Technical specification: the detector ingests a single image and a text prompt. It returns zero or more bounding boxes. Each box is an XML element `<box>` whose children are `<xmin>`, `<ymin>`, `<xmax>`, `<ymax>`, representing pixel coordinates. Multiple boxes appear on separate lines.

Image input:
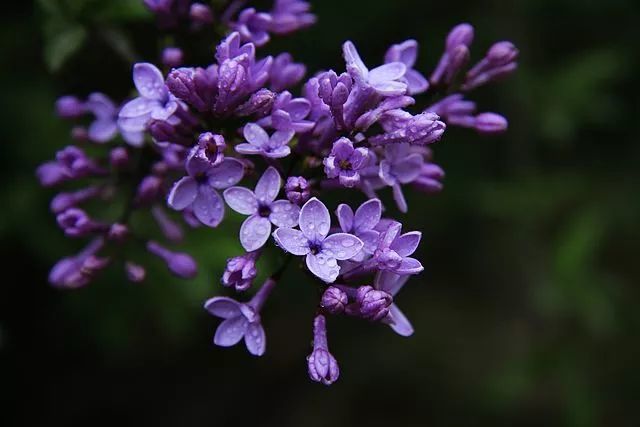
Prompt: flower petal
<box><xmin>299</xmin><ymin>197</ymin><xmax>331</xmax><ymax>240</ymax></box>
<box><xmin>204</xmin><ymin>296</ymin><xmax>242</xmax><ymax>319</ymax></box>
<box><xmin>240</xmin><ymin>215</ymin><xmax>271</xmax><ymax>251</ymax></box>
<box><xmin>322</xmin><ymin>233</ymin><xmax>363</xmax><ymax>260</ymax></box>
<box><xmin>223</xmin><ymin>187</ymin><xmax>258</xmax><ymax>215</ymax></box>
<box><xmin>353</xmin><ymin>199</ymin><xmax>382</xmax><ymax>232</ymax></box>
<box><xmin>358</xmin><ymin>229</ymin><xmax>380</xmax><ymax>254</ymax></box>
<box><xmin>264</xmin><ymin>145</ymin><xmax>291</xmax><ymax>158</ymax></box>
<box><xmin>133</xmin><ymin>63</ymin><xmax>167</xmax><ymax>101</ymax></box>
<box><xmin>395</xmin><ymin>257</ymin><xmax>424</xmax><ymax>275</ymax></box>
<box><xmin>118</xmin><ymin>97</ymin><xmax>155</xmax><ymax>118</ymax></box>
<box><xmin>286</xmin><ymin>98</ymin><xmax>311</xmax><ymax>120</ymax></box>
<box><xmin>88</xmin><ymin>119</ymin><xmax>117</xmax><ymax>143</ymax></box>
<box><xmin>235</xmin><ymin>143</ymin><xmax>264</xmax><ymax>155</ymax></box>
<box><xmin>255</xmin><ymin>166</ymin><xmax>281</xmax><ymax>203</ymax></box>
<box><xmin>306</xmin><ymin>253</ymin><xmax>340</xmax><ymax>283</ymax></box>
<box><xmin>244</xmin><ymin>322</ymin><xmax>266</xmax><ymax>356</ymax></box>
<box><xmin>343</xmin><ymin>41</ymin><xmax>369</xmax><ymax>79</ymax></box>
<box><xmin>374</xmin><ymin>270</ymin><xmax>409</xmax><ymax>295</ymax></box>
<box><xmin>369</xmin><ymin>62</ymin><xmax>407</xmax><ymax>85</ymax></box>
<box><xmin>214</xmin><ymin>316</ymin><xmax>248</xmax><ymax>347</ymax></box>
<box><xmin>193</xmin><ymin>186</ymin><xmax>224</xmax><ymax>227</ymax></box>
<box><xmin>393</xmin><ymin>153</ymin><xmax>424</xmax><ymax>184</ymax></box>
<box><xmin>269</xmin><ymin>200</ymin><xmax>300</xmax><ymax>228</ymax></box>
<box><xmin>269</xmin><ymin>129</ymin><xmax>295</xmax><ymax>148</ymax></box>
<box><xmin>387</xmin><ymin>304</ymin><xmax>414</xmax><ymax>337</ymax></box>
<box><xmin>207</xmin><ymin>158</ymin><xmax>245</xmax><ymax>189</ymax></box>
<box><xmin>371</xmin><ymin>80</ymin><xmax>407</xmax><ymax>96</ymax></box>
<box><xmin>335</xmin><ymin>204</ymin><xmax>354</xmax><ymax>233</ymax></box>
<box><xmin>167</xmin><ymin>176</ymin><xmax>198</xmax><ymax>210</ymax></box>
<box><xmin>273</xmin><ymin>228</ymin><xmax>309</xmax><ymax>255</ymax></box>
<box><xmin>86</xmin><ymin>93</ymin><xmax>116</xmax><ymax>118</ymax></box>
<box><xmin>405</xmin><ymin>69</ymin><xmax>429</xmax><ymax>95</ymax></box>
<box><xmin>390</xmin><ymin>231</ymin><xmax>421</xmax><ymax>257</ymax></box>
<box><xmin>243</xmin><ymin>123</ymin><xmax>269</xmax><ymax>147</ymax></box>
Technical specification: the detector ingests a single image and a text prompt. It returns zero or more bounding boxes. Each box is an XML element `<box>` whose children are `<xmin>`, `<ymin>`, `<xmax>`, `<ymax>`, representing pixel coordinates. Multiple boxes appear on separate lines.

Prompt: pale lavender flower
<box><xmin>273</xmin><ymin>197</ymin><xmax>363</xmax><ymax>283</ymax></box>
<box><xmin>320</xmin><ymin>286</ymin><xmax>348</xmax><ymax>315</ymax></box>
<box><xmin>235</xmin><ymin>123</ymin><xmax>294</xmax><ymax>158</ymax></box>
<box><xmin>370</xmin><ymin>221</ymin><xmax>423</xmax><ymax>275</ymax></box>
<box><xmin>57</xmin><ymin>208</ymin><xmax>104</xmax><ymax>237</ymax></box>
<box><xmin>167</xmin><ymin>148</ymin><xmax>244</xmax><ymax>227</ymax></box>
<box><xmin>412</xmin><ymin>162</ymin><xmax>445</xmax><ymax>194</ymax></box>
<box><xmin>343</xmin><ymin>41</ymin><xmax>407</xmax><ymax>96</ymax></box>
<box><xmin>375</xmin><ymin>270</ymin><xmax>414</xmax><ymax>337</ymax></box>
<box><xmin>50</xmin><ymin>186</ymin><xmax>102</xmax><ymax>214</ymax></box>
<box><xmin>323</xmin><ymin>138</ymin><xmax>369</xmax><ymax>188</ymax></box>
<box><xmin>307</xmin><ymin>314</ymin><xmax>339</xmax><ymax>385</ymax></box>
<box><xmin>224</xmin><ymin>167</ymin><xmax>300</xmax><ymax>251</ymax></box>
<box><xmin>118</xmin><ymin>63</ymin><xmax>179</xmax><ymax>135</ymax></box>
<box><xmin>85</xmin><ymin>93</ymin><xmax>143</xmax><ymax>145</ymax></box>
<box><xmin>426</xmin><ymin>94</ymin><xmax>508</xmax><ymax>134</ymax></box>
<box><xmin>151</xmin><ymin>205</ymin><xmax>184</xmax><ymax>242</ymax></box>
<box><xmin>336</xmin><ymin>198</ymin><xmax>381</xmax><ymax>259</ymax></box>
<box><xmin>270</xmin><ymin>53</ymin><xmax>306</xmax><ymax>92</ymax></box>
<box><xmin>233</xmin><ymin>8</ymin><xmax>272</xmax><ymax>47</ymax></box>
<box><xmin>191</xmin><ymin>132</ymin><xmax>226</xmax><ymax>167</ymax></box>
<box><xmin>146</xmin><ymin>240</ymin><xmax>197</xmax><ymax>278</ymax></box>
<box><xmin>258</xmin><ymin>91</ymin><xmax>314</xmax><ymax>133</ymax></box>
<box><xmin>474</xmin><ymin>112</ymin><xmax>508</xmax><ymax>134</ymax></box>
<box><xmin>384</xmin><ymin>40</ymin><xmax>429</xmax><ymax>95</ymax></box>
<box><xmin>222</xmin><ymin>251</ymin><xmax>260</xmax><ymax>291</ymax></box>
<box><xmin>204</xmin><ymin>278</ymin><xmax>277</xmax><ymax>356</ymax></box>
<box><xmin>284</xmin><ymin>176</ymin><xmax>311</xmax><ymax>206</ymax></box>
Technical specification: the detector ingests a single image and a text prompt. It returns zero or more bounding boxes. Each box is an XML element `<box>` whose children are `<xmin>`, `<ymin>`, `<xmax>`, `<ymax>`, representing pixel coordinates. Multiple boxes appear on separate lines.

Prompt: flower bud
<box><xmin>474</xmin><ymin>112</ymin><xmax>508</xmax><ymax>134</ymax></box>
<box><xmin>285</xmin><ymin>176</ymin><xmax>311</xmax><ymax>205</ymax></box>
<box><xmin>348</xmin><ymin>285</ymin><xmax>392</xmax><ymax>321</ymax></box>
<box><xmin>135</xmin><ymin>175</ymin><xmax>163</xmax><ymax>205</ymax></box>
<box><xmin>108</xmin><ymin>223</ymin><xmax>129</xmax><ymax>242</ymax></box>
<box><xmin>162</xmin><ymin>47</ymin><xmax>184</xmax><ymax>68</ymax></box>
<box><xmin>446</xmin><ymin>23</ymin><xmax>474</xmax><ymax>52</ymax></box>
<box><xmin>307</xmin><ymin>315</ymin><xmax>339</xmax><ymax>385</ymax></box>
<box><xmin>147</xmin><ymin>241</ymin><xmax>197</xmax><ymax>279</ymax></box>
<box><xmin>320</xmin><ymin>286</ymin><xmax>348</xmax><ymax>314</ymax></box>
<box><xmin>55</xmin><ymin>96</ymin><xmax>86</xmax><ymax>119</ymax></box>
<box><xmin>56</xmin><ymin>208</ymin><xmax>99</xmax><ymax>237</ymax></box>
<box><xmin>222</xmin><ymin>252</ymin><xmax>259</xmax><ymax>291</ymax></box>
<box><xmin>189</xmin><ymin>3</ymin><xmax>214</xmax><ymax>25</ymax></box>
<box><xmin>109</xmin><ymin>147</ymin><xmax>130</xmax><ymax>169</ymax></box>
<box><xmin>125</xmin><ymin>262</ymin><xmax>146</xmax><ymax>283</ymax></box>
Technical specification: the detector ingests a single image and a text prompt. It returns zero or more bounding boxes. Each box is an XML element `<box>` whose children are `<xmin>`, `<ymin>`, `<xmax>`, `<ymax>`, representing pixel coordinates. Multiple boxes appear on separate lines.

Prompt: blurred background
<box><xmin>2</xmin><ymin>0</ymin><xmax>639</xmax><ymax>425</ymax></box>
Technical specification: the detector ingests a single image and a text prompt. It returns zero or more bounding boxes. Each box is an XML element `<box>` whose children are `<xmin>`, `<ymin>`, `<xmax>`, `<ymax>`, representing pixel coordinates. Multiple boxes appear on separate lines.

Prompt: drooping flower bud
<box><xmin>146</xmin><ymin>240</ymin><xmax>197</xmax><ymax>279</ymax></box>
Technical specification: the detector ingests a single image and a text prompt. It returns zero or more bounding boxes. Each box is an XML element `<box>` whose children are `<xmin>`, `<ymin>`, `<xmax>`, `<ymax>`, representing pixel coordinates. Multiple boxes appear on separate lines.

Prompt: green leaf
<box><xmin>44</xmin><ymin>24</ymin><xmax>87</xmax><ymax>72</ymax></box>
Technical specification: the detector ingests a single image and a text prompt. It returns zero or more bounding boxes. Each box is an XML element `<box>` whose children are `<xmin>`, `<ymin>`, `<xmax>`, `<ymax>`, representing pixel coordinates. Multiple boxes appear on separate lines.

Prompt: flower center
<box><xmin>339</xmin><ymin>159</ymin><xmax>352</xmax><ymax>170</ymax></box>
<box><xmin>309</xmin><ymin>241</ymin><xmax>322</xmax><ymax>255</ymax></box>
<box><xmin>258</xmin><ymin>204</ymin><xmax>271</xmax><ymax>217</ymax></box>
<box><xmin>195</xmin><ymin>172</ymin><xmax>208</xmax><ymax>184</ymax></box>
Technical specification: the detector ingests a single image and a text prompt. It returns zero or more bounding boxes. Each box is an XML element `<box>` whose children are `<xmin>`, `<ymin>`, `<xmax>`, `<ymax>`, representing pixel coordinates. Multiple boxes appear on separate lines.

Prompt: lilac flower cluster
<box><xmin>38</xmin><ymin>0</ymin><xmax>518</xmax><ymax>385</ymax></box>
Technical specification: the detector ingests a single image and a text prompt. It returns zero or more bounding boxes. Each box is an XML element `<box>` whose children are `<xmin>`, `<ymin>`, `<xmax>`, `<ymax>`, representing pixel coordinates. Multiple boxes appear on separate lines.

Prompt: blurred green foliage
<box><xmin>2</xmin><ymin>0</ymin><xmax>640</xmax><ymax>426</ymax></box>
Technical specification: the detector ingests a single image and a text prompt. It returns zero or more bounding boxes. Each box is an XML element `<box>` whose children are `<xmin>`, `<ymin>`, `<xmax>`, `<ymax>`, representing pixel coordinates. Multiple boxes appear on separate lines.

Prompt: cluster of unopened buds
<box><xmin>37</xmin><ymin>0</ymin><xmax>518</xmax><ymax>385</ymax></box>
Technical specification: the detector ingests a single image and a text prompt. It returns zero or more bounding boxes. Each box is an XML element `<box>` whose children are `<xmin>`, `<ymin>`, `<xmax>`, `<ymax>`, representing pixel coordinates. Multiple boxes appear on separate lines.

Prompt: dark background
<box><xmin>2</xmin><ymin>0</ymin><xmax>640</xmax><ymax>426</ymax></box>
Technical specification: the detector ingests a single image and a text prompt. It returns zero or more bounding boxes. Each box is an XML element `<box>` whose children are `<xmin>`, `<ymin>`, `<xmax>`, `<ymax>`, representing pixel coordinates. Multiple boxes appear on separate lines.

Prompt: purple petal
<box><xmin>322</xmin><ymin>233</ymin><xmax>363</xmax><ymax>260</ymax></box>
<box><xmin>375</xmin><ymin>270</ymin><xmax>409</xmax><ymax>295</ymax></box>
<box><xmin>353</xmin><ymin>199</ymin><xmax>382</xmax><ymax>232</ymax></box>
<box><xmin>255</xmin><ymin>166</ymin><xmax>281</xmax><ymax>203</ymax></box>
<box><xmin>269</xmin><ymin>200</ymin><xmax>300</xmax><ymax>228</ymax></box>
<box><xmin>118</xmin><ymin>97</ymin><xmax>155</xmax><ymax>119</ymax></box>
<box><xmin>306</xmin><ymin>253</ymin><xmax>340</xmax><ymax>283</ymax></box>
<box><xmin>273</xmin><ymin>228</ymin><xmax>309</xmax><ymax>255</ymax></box>
<box><xmin>235</xmin><ymin>143</ymin><xmax>264</xmax><ymax>155</ymax></box>
<box><xmin>405</xmin><ymin>69</ymin><xmax>429</xmax><ymax>95</ymax></box>
<box><xmin>390</xmin><ymin>231</ymin><xmax>421</xmax><ymax>257</ymax></box>
<box><xmin>193</xmin><ymin>186</ymin><xmax>224</xmax><ymax>227</ymax></box>
<box><xmin>392</xmin><ymin>183</ymin><xmax>408</xmax><ymax>213</ymax></box>
<box><xmin>167</xmin><ymin>176</ymin><xmax>198</xmax><ymax>210</ymax></box>
<box><xmin>214</xmin><ymin>316</ymin><xmax>248</xmax><ymax>347</ymax></box>
<box><xmin>240</xmin><ymin>215</ymin><xmax>271</xmax><ymax>251</ymax></box>
<box><xmin>117</xmin><ymin>114</ymin><xmax>149</xmax><ymax>133</ymax></box>
<box><xmin>88</xmin><ymin>119</ymin><xmax>117</xmax><ymax>143</ymax></box>
<box><xmin>343</xmin><ymin>41</ymin><xmax>369</xmax><ymax>78</ymax></box>
<box><xmin>207</xmin><ymin>158</ymin><xmax>244</xmax><ymax>189</ymax></box>
<box><xmin>368</xmin><ymin>62</ymin><xmax>407</xmax><ymax>85</ymax></box>
<box><xmin>86</xmin><ymin>93</ymin><xmax>116</xmax><ymax>118</ymax></box>
<box><xmin>394</xmin><ymin>153</ymin><xmax>424</xmax><ymax>183</ymax></box>
<box><xmin>335</xmin><ymin>204</ymin><xmax>354</xmax><ymax>233</ymax></box>
<box><xmin>387</xmin><ymin>304</ymin><xmax>414</xmax><ymax>337</ymax></box>
<box><xmin>204</xmin><ymin>297</ymin><xmax>242</xmax><ymax>319</ymax></box>
<box><xmin>371</xmin><ymin>80</ymin><xmax>407</xmax><ymax>96</ymax></box>
<box><xmin>223</xmin><ymin>187</ymin><xmax>258</xmax><ymax>215</ymax></box>
<box><xmin>244</xmin><ymin>322</ymin><xmax>266</xmax><ymax>356</ymax></box>
<box><xmin>269</xmin><ymin>129</ymin><xmax>295</xmax><ymax>148</ymax></box>
<box><xmin>358</xmin><ymin>229</ymin><xmax>380</xmax><ymax>254</ymax></box>
<box><xmin>299</xmin><ymin>197</ymin><xmax>330</xmax><ymax>241</ymax></box>
<box><xmin>395</xmin><ymin>257</ymin><xmax>424</xmax><ymax>275</ymax></box>
<box><xmin>243</xmin><ymin>123</ymin><xmax>269</xmax><ymax>147</ymax></box>
<box><xmin>286</xmin><ymin>98</ymin><xmax>311</xmax><ymax>120</ymax></box>
<box><xmin>133</xmin><ymin>63</ymin><xmax>167</xmax><ymax>101</ymax></box>
<box><xmin>264</xmin><ymin>145</ymin><xmax>291</xmax><ymax>158</ymax></box>
<box><xmin>121</xmin><ymin>129</ymin><xmax>144</xmax><ymax>146</ymax></box>
<box><xmin>150</xmin><ymin>101</ymin><xmax>178</xmax><ymax>121</ymax></box>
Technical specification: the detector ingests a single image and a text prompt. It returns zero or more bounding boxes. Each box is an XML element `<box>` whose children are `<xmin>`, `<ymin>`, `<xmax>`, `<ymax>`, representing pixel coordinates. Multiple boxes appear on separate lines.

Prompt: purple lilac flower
<box><xmin>427</xmin><ymin>94</ymin><xmax>508</xmax><ymax>134</ymax></box>
<box><xmin>370</xmin><ymin>221</ymin><xmax>423</xmax><ymax>275</ymax></box>
<box><xmin>270</xmin><ymin>53</ymin><xmax>306</xmax><ymax>92</ymax></box>
<box><xmin>430</xmin><ymin>23</ymin><xmax>474</xmax><ymax>86</ymax></box>
<box><xmin>257</xmin><ymin>91</ymin><xmax>314</xmax><ymax>133</ymax></box>
<box><xmin>323</xmin><ymin>138</ymin><xmax>369</xmax><ymax>188</ymax></box>
<box><xmin>233</xmin><ymin>8</ymin><xmax>272</xmax><ymax>46</ymax></box>
<box><xmin>284</xmin><ymin>176</ymin><xmax>311</xmax><ymax>206</ymax></box>
<box><xmin>189</xmin><ymin>3</ymin><xmax>214</xmax><ymax>25</ymax></box>
<box><xmin>118</xmin><ymin>63</ymin><xmax>179</xmax><ymax>135</ymax></box>
<box><xmin>125</xmin><ymin>262</ymin><xmax>146</xmax><ymax>283</ymax></box>
<box><xmin>85</xmin><ymin>93</ymin><xmax>143</xmax><ymax>145</ymax></box>
<box><xmin>222</xmin><ymin>251</ymin><xmax>260</xmax><ymax>291</ymax></box>
<box><xmin>375</xmin><ymin>270</ymin><xmax>414</xmax><ymax>337</ymax></box>
<box><xmin>273</xmin><ymin>197</ymin><xmax>363</xmax><ymax>283</ymax></box>
<box><xmin>370</xmin><ymin>110</ymin><xmax>446</xmax><ymax>146</ymax></box>
<box><xmin>144</xmin><ymin>0</ymin><xmax>190</xmax><ymax>29</ymax></box>
<box><xmin>336</xmin><ymin>198</ymin><xmax>381</xmax><ymax>260</ymax></box>
<box><xmin>269</xmin><ymin>0</ymin><xmax>316</xmax><ymax>35</ymax></box>
<box><xmin>56</xmin><ymin>208</ymin><xmax>106</xmax><ymax>237</ymax></box>
<box><xmin>48</xmin><ymin>238</ymin><xmax>105</xmax><ymax>288</ymax></box>
<box><xmin>378</xmin><ymin>143</ymin><xmax>425</xmax><ymax>213</ymax></box>
<box><xmin>167</xmin><ymin>148</ymin><xmax>244</xmax><ymax>227</ymax></box>
<box><xmin>463</xmin><ymin>41</ymin><xmax>519</xmax><ymax>91</ymax></box>
<box><xmin>413</xmin><ymin>162</ymin><xmax>445</xmax><ymax>194</ymax></box>
<box><xmin>192</xmin><ymin>132</ymin><xmax>226</xmax><ymax>167</ymax></box>
<box><xmin>235</xmin><ymin>123</ymin><xmax>294</xmax><ymax>158</ymax></box>
<box><xmin>204</xmin><ymin>278</ymin><xmax>277</xmax><ymax>356</ymax></box>
<box><xmin>343</xmin><ymin>41</ymin><xmax>407</xmax><ymax>96</ymax></box>
<box><xmin>36</xmin><ymin>146</ymin><xmax>102</xmax><ymax>187</ymax></box>
<box><xmin>224</xmin><ymin>167</ymin><xmax>300</xmax><ymax>251</ymax></box>
<box><xmin>50</xmin><ymin>186</ymin><xmax>102</xmax><ymax>214</ymax></box>
<box><xmin>384</xmin><ymin>40</ymin><xmax>429</xmax><ymax>95</ymax></box>
<box><xmin>307</xmin><ymin>314</ymin><xmax>339</xmax><ymax>385</ymax></box>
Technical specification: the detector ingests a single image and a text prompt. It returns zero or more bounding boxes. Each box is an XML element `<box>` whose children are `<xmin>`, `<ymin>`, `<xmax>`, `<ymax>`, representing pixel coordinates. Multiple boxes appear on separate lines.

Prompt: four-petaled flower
<box><xmin>371</xmin><ymin>221</ymin><xmax>423</xmax><ymax>275</ymax></box>
<box><xmin>167</xmin><ymin>148</ymin><xmax>244</xmax><ymax>227</ymax></box>
<box><xmin>235</xmin><ymin>123</ymin><xmax>294</xmax><ymax>158</ymax></box>
<box><xmin>224</xmin><ymin>166</ymin><xmax>300</xmax><ymax>251</ymax></box>
<box><xmin>343</xmin><ymin>41</ymin><xmax>407</xmax><ymax>96</ymax></box>
<box><xmin>323</xmin><ymin>138</ymin><xmax>369</xmax><ymax>188</ymax></box>
<box><xmin>273</xmin><ymin>197</ymin><xmax>363</xmax><ymax>283</ymax></box>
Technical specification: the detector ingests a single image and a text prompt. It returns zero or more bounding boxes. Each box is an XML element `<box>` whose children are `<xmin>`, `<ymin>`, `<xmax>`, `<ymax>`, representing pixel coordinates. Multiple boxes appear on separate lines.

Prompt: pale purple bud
<box><xmin>49</xmin><ymin>238</ymin><xmax>104</xmax><ymax>288</ymax></box>
<box><xmin>50</xmin><ymin>186</ymin><xmax>101</xmax><ymax>213</ymax></box>
<box><xmin>109</xmin><ymin>147</ymin><xmax>130</xmax><ymax>168</ymax></box>
<box><xmin>55</xmin><ymin>96</ymin><xmax>86</xmax><ymax>119</ymax></box>
<box><xmin>347</xmin><ymin>285</ymin><xmax>392</xmax><ymax>322</ymax></box>
<box><xmin>151</xmin><ymin>206</ymin><xmax>183</xmax><ymax>242</ymax></box>
<box><xmin>147</xmin><ymin>240</ymin><xmax>198</xmax><ymax>279</ymax></box>
<box><xmin>162</xmin><ymin>47</ymin><xmax>184</xmax><ymax>68</ymax></box>
<box><xmin>235</xmin><ymin>89</ymin><xmax>275</xmax><ymax>116</ymax></box>
<box><xmin>320</xmin><ymin>286</ymin><xmax>348</xmax><ymax>315</ymax></box>
<box><xmin>107</xmin><ymin>223</ymin><xmax>129</xmax><ymax>242</ymax></box>
<box><xmin>474</xmin><ymin>112</ymin><xmax>508</xmax><ymax>134</ymax></box>
<box><xmin>222</xmin><ymin>251</ymin><xmax>259</xmax><ymax>292</ymax></box>
<box><xmin>487</xmin><ymin>41</ymin><xmax>519</xmax><ymax>65</ymax></box>
<box><xmin>284</xmin><ymin>176</ymin><xmax>311</xmax><ymax>205</ymax></box>
<box><xmin>56</xmin><ymin>208</ymin><xmax>102</xmax><ymax>237</ymax></box>
<box><xmin>446</xmin><ymin>23</ymin><xmax>474</xmax><ymax>52</ymax></box>
<box><xmin>125</xmin><ymin>262</ymin><xmax>146</xmax><ymax>283</ymax></box>
<box><xmin>189</xmin><ymin>3</ymin><xmax>214</xmax><ymax>24</ymax></box>
<box><xmin>135</xmin><ymin>175</ymin><xmax>163</xmax><ymax>205</ymax></box>
<box><xmin>307</xmin><ymin>315</ymin><xmax>339</xmax><ymax>385</ymax></box>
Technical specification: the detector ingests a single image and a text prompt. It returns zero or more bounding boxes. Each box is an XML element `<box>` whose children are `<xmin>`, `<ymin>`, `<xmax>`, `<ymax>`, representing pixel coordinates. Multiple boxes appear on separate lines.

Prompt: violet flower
<box><xmin>233</xmin><ymin>8</ymin><xmax>272</xmax><ymax>47</ymax></box>
<box><xmin>167</xmin><ymin>148</ymin><xmax>244</xmax><ymax>227</ymax></box>
<box><xmin>463</xmin><ymin>41</ymin><xmax>519</xmax><ymax>91</ymax></box>
<box><xmin>323</xmin><ymin>138</ymin><xmax>369</xmax><ymax>188</ymax></box>
<box><xmin>370</xmin><ymin>221</ymin><xmax>423</xmax><ymax>275</ymax></box>
<box><xmin>224</xmin><ymin>167</ymin><xmax>300</xmax><ymax>251</ymax></box>
<box><xmin>345</xmin><ymin>285</ymin><xmax>392</xmax><ymax>321</ymax></box>
<box><xmin>273</xmin><ymin>197</ymin><xmax>363</xmax><ymax>283</ymax></box>
<box><xmin>343</xmin><ymin>41</ymin><xmax>407</xmax><ymax>96</ymax></box>
<box><xmin>204</xmin><ymin>278</ymin><xmax>277</xmax><ymax>356</ymax></box>
<box><xmin>85</xmin><ymin>93</ymin><xmax>143</xmax><ymax>145</ymax></box>
<box><xmin>270</xmin><ymin>53</ymin><xmax>306</xmax><ymax>92</ymax></box>
<box><xmin>320</xmin><ymin>286</ymin><xmax>348</xmax><ymax>315</ymax></box>
<box><xmin>235</xmin><ymin>123</ymin><xmax>294</xmax><ymax>158</ymax></box>
<box><xmin>375</xmin><ymin>270</ymin><xmax>414</xmax><ymax>337</ymax></box>
<box><xmin>147</xmin><ymin>240</ymin><xmax>197</xmax><ymax>278</ymax></box>
<box><xmin>335</xmin><ymin>198</ymin><xmax>382</xmax><ymax>259</ymax></box>
<box><xmin>222</xmin><ymin>251</ymin><xmax>260</xmax><ymax>291</ymax></box>
<box><xmin>384</xmin><ymin>39</ymin><xmax>429</xmax><ymax>95</ymax></box>
<box><xmin>269</xmin><ymin>0</ymin><xmax>316</xmax><ymax>35</ymax></box>
<box><xmin>378</xmin><ymin>143</ymin><xmax>425</xmax><ymax>213</ymax></box>
<box><xmin>258</xmin><ymin>91</ymin><xmax>314</xmax><ymax>133</ymax></box>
